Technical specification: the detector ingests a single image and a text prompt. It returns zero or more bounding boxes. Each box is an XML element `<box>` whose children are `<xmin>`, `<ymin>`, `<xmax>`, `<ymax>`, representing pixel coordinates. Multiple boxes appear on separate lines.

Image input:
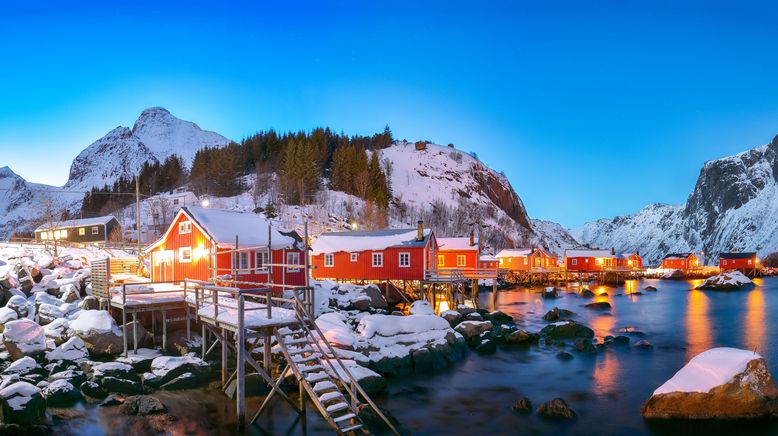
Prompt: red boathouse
<box><xmin>661</xmin><ymin>253</ymin><xmax>699</xmax><ymax>271</ymax></box>
<box><xmin>564</xmin><ymin>249</ymin><xmax>617</xmax><ymax>272</ymax></box>
<box><xmin>437</xmin><ymin>232</ymin><xmax>480</xmax><ymax>271</ymax></box>
<box><xmin>145</xmin><ymin>206</ymin><xmax>306</xmax><ymax>289</ymax></box>
<box><xmin>719</xmin><ymin>252</ymin><xmax>759</xmax><ymax>272</ymax></box>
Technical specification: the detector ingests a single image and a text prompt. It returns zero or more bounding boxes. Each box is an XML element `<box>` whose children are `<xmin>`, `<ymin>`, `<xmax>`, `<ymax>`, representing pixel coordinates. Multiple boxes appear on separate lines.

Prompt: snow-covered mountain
<box><xmin>573</xmin><ymin>135</ymin><xmax>778</xmax><ymax>265</ymax></box>
<box><xmin>0</xmin><ymin>108</ymin><xmax>579</xmax><ymax>252</ymax></box>
<box><xmin>65</xmin><ymin>107</ymin><xmax>231</xmax><ymax>191</ymax></box>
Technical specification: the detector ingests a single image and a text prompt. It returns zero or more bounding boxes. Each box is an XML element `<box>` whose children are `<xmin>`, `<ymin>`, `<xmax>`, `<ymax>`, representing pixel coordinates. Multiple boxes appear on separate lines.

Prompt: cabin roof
<box><xmin>480</xmin><ymin>255</ymin><xmax>497</xmax><ymax>262</ymax></box>
<box><xmin>565</xmin><ymin>249</ymin><xmax>614</xmax><ymax>258</ymax></box>
<box><xmin>35</xmin><ymin>215</ymin><xmax>117</xmax><ymax>232</ymax></box>
<box><xmin>719</xmin><ymin>252</ymin><xmax>757</xmax><ymax>259</ymax></box>
<box><xmin>437</xmin><ymin>237</ymin><xmax>478</xmax><ymax>251</ymax></box>
<box><xmin>495</xmin><ymin>248</ymin><xmax>533</xmax><ymax>257</ymax></box>
<box><xmin>311</xmin><ymin>228</ymin><xmax>432</xmax><ymax>255</ymax></box>
<box><xmin>662</xmin><ymin>252</ymin><xmax>695</xmax><ymax>260</ymax></box>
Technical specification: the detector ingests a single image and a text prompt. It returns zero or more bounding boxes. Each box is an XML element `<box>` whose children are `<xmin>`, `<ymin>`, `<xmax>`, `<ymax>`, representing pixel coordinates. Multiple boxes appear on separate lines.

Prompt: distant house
<box><xmin>661</xmin><ymin>253</ymin><xmax>699</xmax><ymax>270</ymax></box>
<box><xmin>618</xmin><ymin>252</ymin><xmax>643</xmax><ymax>270</ymax></box>
<box><xmin>496</xmin><ymin>247</ymin><xmax>558</xmax><ymax>271</ymax></box>
<box><xmin>35</xmin><ymin>216</ymin><xmax>121</xmax><ymax>243</ymax></box>
<box><xmin>437</xmin><ymin>232</ymin><xmax>479</xmax><ymax>271</ymax></box>
<box><xmin>479</xmin><ymin>255</ymin><xmax>499</xmax><ymax>270</ymax></box>
<box><xmin>719</xmin><ymin>252</ymin><xmax>759</xmax><ymax>271</ymax></box>
<box><xmin>310</xmin><ymin>222</ymin><xmax>436</xmax><ymax>282</ymax></box>
<box><xmin>564</xmin><ymin>248</ymin><xmax>616</xmax><ymax>272</ymax></box>
<box><xmin>145</xmin><ymin>206</ymin><xmax>305</xmax><ymax>288</ymax></box>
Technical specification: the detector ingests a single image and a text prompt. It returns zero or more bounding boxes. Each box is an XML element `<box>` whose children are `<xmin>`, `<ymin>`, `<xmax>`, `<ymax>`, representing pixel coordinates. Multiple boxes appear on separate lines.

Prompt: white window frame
<box><xmin>571</xmin><ymin>259</ymin><xmax>578</xmax><ymax>266</ymax></box>
<box><xmin>372</xmin><ymin>252</ymin><xmax>383</xmax><ymax>268</ymax></box>
<box><xmin>748</xmin><ymin>259</ymin><xmax>753</xmax><ymax>265</ymax></box>
<box><xmin>399</xmin><ymin>252</ymin><xmax>410</xmax><ymax>268</ymax></box>
<box><xmin>456</xmin><ymin>255</ymin><xmax>466</xmax><ymax>267</ymax></box>
<box><xmin>232</xmin><ymin>251</ymin><xmax>250</xmax><ymax>273</ymax></box>
<box><xmin>324</xmin><ymin>253</ymin><xmax>335</xmax><ymax>267</ymax></box>
<box><xmin>179</xmin><ymin>220</ymin><xmax>192</xmax><ymax>234</ymax></box>
<box><xmin>179</xmin><ymin>246</ymin><xmax>193</xmax><ymax>263</ymax></box>
<box><xmin>438</xmin><ymin>254</ymin><xmax>445</xmax><ymax>266</ymax></box>
<box><xmin>350</xmin><ymin>253</ymin><xmax>358</xmax><ymax>262</ymax></box>
<box><xmin>91</xmin><ymin>226</ymin><xmax>98</xmax><ymax>235</ymax></box>
<box><xmin>255</xmin><ymin>251</ymin><xmax>269</xmax><ymax>273</ymax></box>
<box><xmin>79</xmin><ymin>227</ymin><xmax>85</xmax><ymax>236</ymax></box>
<box><xmin>287</xmin><ymin>252</ymin><xmax>301</xmax><ymax>272</ymax></box>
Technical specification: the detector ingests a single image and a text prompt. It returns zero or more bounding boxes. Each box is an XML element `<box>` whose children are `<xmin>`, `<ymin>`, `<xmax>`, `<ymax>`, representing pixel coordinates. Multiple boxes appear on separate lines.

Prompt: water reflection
<box><xmin>685</xmin><ymin>289</ymin><xmax>712</xmax><ymax>359</ymax></box>
<box><xmin>593</xmin><ymin>350</ymin><xmax>620</xmax><ymax>396</ymax></box>
<box><xmin>745</xmin><ymin>288</ymin><xmax>766</xmax><ymax>354</ymax></box>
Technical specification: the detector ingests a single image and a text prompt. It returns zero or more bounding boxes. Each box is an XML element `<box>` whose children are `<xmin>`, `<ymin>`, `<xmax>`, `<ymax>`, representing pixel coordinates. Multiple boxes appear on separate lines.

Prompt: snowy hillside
<box><xmin>573</xmin><ymin>136</ymin><xmax>778</xmax><ymax>264</ymax></box>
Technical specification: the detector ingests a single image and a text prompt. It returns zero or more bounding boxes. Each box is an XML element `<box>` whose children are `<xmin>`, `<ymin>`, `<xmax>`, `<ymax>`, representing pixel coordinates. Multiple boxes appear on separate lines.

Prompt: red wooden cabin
<box><xmin>617</xmin><ymin>252</ymin><xmax>643</xmax><ymax>270</ymax></box>
<box><xmin>496</xmin><ymin>247</ymin><xmax>558</xmax><ymax>271</ymax></box>
<box><xmin>661</xmin><ymin>253</ymin><xmax>699</xmax><ymax>270</ymax></box>
<box><xmin>145</xmin><ymin>207</ymin><xmax>306</xmax><ymax>289</ymax></box>
<box><xmin>719</xmin><ymin>252</ymin><xmax>759</xmax><ymax>271</ymax></box>
<box><xmin>564</xmin><ymin>249</ymin><xmax>616</xmax><ymax>272</ymax></box>
<box><xmin>437</xmin><ymin>232</ymin><xmax>479</xmax><ymax>271</ymax></box>
<box><xmin>479</xmin><ymin>255</ymin><xmax>498</xmax><ymax>270</ymax></box>
<box><xmin>310</xmin><ymin>222</ymin><xmax>436</xmax><ymax>282</ymax></box>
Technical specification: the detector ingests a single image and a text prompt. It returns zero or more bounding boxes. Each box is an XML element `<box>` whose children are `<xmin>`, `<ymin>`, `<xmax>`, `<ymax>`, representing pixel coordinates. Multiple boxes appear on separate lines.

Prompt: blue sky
<box><xmin>2</xmin><ymin>1</ymin><xmax>778</xmax><ymax>227</ymax></box>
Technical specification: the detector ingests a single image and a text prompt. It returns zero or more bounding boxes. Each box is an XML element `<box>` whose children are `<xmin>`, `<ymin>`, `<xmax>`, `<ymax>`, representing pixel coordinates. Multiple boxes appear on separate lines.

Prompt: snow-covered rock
<box><xmin>46</xmin><ymin>337</ymin><xmax>89</xmax><ymax>362</ymax></box>
<box><xmin>2</xmin><ymin>319</ymin><xmax>46</xmax><ymax>360</ymax></box>
<box><xmin>150</xmin><ymin>355</ymin><xmax>210</xmax><ymax>384</ymax></box>
<box><xmin>409</xmin><ymin>300</ymin><xmax>434</xmax><ymax>316</ymax></box>
<box><xmin>69</xmin><ymin>310</ymin><xmax>123</xmax><ymax>355</ymax></box>
<box><xmin>0</xmin><ymin>381</ymin><xmax>46</xmax><ymax>424</ymax></box>
<box><xmin>697</xmin><ymin>271</ymin><xmax>754</xmax><ymax>290</ymax></box>
<box><xmin>643</xmin><ymin>348</ymin><xmax>778</xmax><ymax>419</ymax></box>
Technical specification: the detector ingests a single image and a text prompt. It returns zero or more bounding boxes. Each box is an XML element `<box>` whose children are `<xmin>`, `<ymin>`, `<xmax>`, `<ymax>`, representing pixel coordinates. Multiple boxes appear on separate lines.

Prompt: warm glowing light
<box><xmin>201</xmin><ymin>199</ymin><xmax>210</xmax><ymax>207</ymax></box>
<box><xmin>193</xmin><ymin>244</ymin><xmax>208</xmax><ymax>261</ymax></box>
<box><xmin>437</xmin><ymin>300</ymin><xmax>451</xmax><ymax>314</ymax></box>
<box><xmin>351</xmin><ymin>221</ymin><xmax>358</xmax><ymax>230</ymax></box>
<box><xmin>627</xmin><ymin>260</ymin><xmax>633</xmax><ymax>266</ymax></box>
<box><xmin>595</xmin><ymin>258</ymin><xmax>603</xmax><ymax>265</ymax></box>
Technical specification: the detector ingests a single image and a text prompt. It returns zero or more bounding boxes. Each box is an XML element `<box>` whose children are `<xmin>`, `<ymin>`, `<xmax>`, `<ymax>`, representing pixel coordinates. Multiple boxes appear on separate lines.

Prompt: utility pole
<box><xmin>136</xmin><ymin>176</ymin><xmax>141</xmax><ymax>266</ymax></box>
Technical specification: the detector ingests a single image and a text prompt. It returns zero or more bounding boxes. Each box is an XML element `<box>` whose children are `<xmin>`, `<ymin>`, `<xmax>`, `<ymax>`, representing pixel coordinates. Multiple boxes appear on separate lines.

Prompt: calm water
<box><xmin>50</xmin><ymin>278</ymin><xmax>778</xmax><ymax>435</ymax></box>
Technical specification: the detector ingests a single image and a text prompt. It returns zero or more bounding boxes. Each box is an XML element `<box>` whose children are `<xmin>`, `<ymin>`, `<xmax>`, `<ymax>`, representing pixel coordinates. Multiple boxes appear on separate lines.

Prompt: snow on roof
<box><xmin>183</xmin><ymin>206</ymin><xmax>297</xmax><ymax>249</ymax></box>
<box><xmin>565</xmin><ymin>249</ymin><xmax>614</xmax><ymax>258</ymax></box>
<box><xmin>437</xmin><ymin>237</ymin><xmax>478</xmax><ymax>251</ymax></box>
<box><xmin>480</xmin><ymin>255</ymin><xmax>497</xmax><ymax>261</ymax></box>
<box><xmin>653</xmin><ymin>348</ymin><xmax>760</xmax><ymax>395</ymax></box>
<box><xmin>311</xmin><ymin>228</ymin><xmax>431</xmax><ymax>255</ymax></box>
<box><xmin>35</xmin><ymin>215</ymin><xmax>116</xmax><ymax>232</ymax></box>
<box><xmin>495</xmin><ymin>248</ymin><xmax>533</xmax><ymax>258</ymax></box>
<box><xmin>663</xmin><ymin>252</ymin><xmax>695</xmax><ymax>260</ymax></box>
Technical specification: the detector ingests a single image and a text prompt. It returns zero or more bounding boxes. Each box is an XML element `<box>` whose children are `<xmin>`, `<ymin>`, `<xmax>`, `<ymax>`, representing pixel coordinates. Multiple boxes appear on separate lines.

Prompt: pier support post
<box><xmin>221</xmin><ymin>328</ymin><xmax>228</xmax><ymax>386</ymax></box>
<box><xmin>237</xmin><ymin>295</ymin><xmax>245</xmax><ymax>432</ymax></box>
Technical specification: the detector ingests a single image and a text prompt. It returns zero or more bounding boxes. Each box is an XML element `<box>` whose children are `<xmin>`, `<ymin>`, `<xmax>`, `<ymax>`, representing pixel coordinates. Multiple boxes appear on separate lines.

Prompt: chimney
<box><xmin>611</xmin><ymin>247</ymin><xmax>615</xmax><ymax>255</ymax></box>
<box><xmin>469</xmin><ymin>230</ymin><xmax>475</xmax><ymax>247</ymax></box>
<box><xmin>417</xmin><ymin>221</ymin><xmax>424</xmax><ymax>242</ymax></box>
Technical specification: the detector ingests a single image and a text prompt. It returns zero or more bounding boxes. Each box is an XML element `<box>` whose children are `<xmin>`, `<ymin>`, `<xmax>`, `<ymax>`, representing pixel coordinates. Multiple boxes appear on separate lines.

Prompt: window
<box><xmin>399</xmin><ymin>252</ymin><xmax>410</xmax><ymax>267</ymax></box>
<box><xmin>350</xmin><ymin>253</ymin><xmax>358</xmax><ymax>262</ymax></box>
<box><xmin>179</xmin><ymin>220</ymin><xmax>192</xmax><ymax>234</ymax></box>
<box><xmin>438</xmin><ymin>254</ymin><xmax>445</xmax><ymax>266</ymax></box>
<box><xmin>748</xmin><ymin>259</ymin><xmax>753</xmax><ymax>265</ymax></box>
<box><xmin>255</xmin><ymin>251</ymin><xmax>269</xmax><ymax>273</ymax></box>
<box><xmin>232</xmin><ymin>251</ymin><xmax>249</xmax><ymax>272</ymax></box>
<box><xmin>40</xmin><ymin>232</ymin><xmax>48</xmax><ymax>240</ymax></box>
<box><xmin>179</xmin><ymin>246</ymin><xmax>192</xmax><ymax>263</ymax></box>
<box><xmin>456</xmin><ymin>255</ymin><xmax>466</xmax><ymax>267</ymax></box>
<box><xmin>585</xmin><ymin>259</ymin><xmax>589</xmax><ymax>263</ymax></box>
<box><xmin>91</xmin><ymin>226</ymin><xmax>98</xmax><ymax>235</ymax></box>
<box><xmin>523</xmin><ymin>257</ymin><xmax>528</xmax><ymax>265</ymax></box>
<box><xmin>57</xmin><ymin>229</ymin><xmax>68</xmax><ymax>239</ymax></box>
<box><xmin>324</xmin><ymin>253</ymin><xmax>334</xmax><ymax>267</ymax></box>
<box><xmin>572</xmin><ymin>259</ymin><xmax>578</xmax><ymax>266</ymax></box>
<box><xmin>287</xmin><ymin>252</ymin><xmax>301</xmax><ymax>272</ymax></box>
<box><xmin>499</xmin><ymin>258</ymin><xmax>504</xmax><ymax>265</ymax></box>
<box><xmin>78</xmin><ymin>228</ymin><xmax>85</xmax><ymax>236</ymax></box>
<box><xmin>173</xmin><ymin>199</ymin><xmax>180</xmax><ymax>205</ymax></box>
<box><xmin>372</xmin><ymin>252</ymin><xmax>383</xmax><ymax>267</ymax></box>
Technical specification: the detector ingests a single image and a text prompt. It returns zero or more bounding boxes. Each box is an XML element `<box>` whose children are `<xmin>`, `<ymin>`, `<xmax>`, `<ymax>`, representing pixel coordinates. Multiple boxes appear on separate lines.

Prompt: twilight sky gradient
<box><xmin>2</xmin><ymin>1</ymin><xmax>778</xmax><ymax>227</ymax></box>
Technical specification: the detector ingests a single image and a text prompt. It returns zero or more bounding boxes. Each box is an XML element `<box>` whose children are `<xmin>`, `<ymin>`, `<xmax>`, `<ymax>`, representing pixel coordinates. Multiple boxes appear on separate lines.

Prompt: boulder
<box><xmin>49</xmin><ymin>369</ymin><xmax>87</xmax><ymax>387</ymax></box>
<box><xmin>584</xmin><ymin>301</ymin><xmax>612</xmax><ymax>310</ymax></box>
<box><xmin>644</xmin><ymin>286</ymin><xmax>658</xmax><ymax>291</ymax></box>
<box><xmin>116</xmin><ymin>348</ymin><xmax>163</xmax><ymax>373</ymax></box>
<box><xmin>662</xmin><ymin>269</ymin><xmax>685</xmax><ymax>280</ymax></box>
<box><xmin>92</xmin><ymin>362</ymin><xmax>137</xmax><ymax>381</ymax></box>
<box><xmin>580</xmin><ymin>289</ymin><xmax>595</xmax><ymax>298</ymax></box>
<box><xmin>7</xmin><ymin>295</ymin><xmax>30</xmax><ymax>317</ymax></box>
<box><xmin>3</xmin><ymin>319</ymin><xmax>46</xmax><ymax>360</ymax></box>
<box><xmin>504</xmin><ymin>330</ymin><xmax>536</xmax><ymax>345</ymax></box>
<box><xmin>0</xmin><ymin>382</ymin><xmax>46</xmax><ymax>425</ymax></box>
<box><xmin>164</xmin><ymin>331</ymin><xmax>202</xmax><ymax>356</ymax></box>
<box><xmin>634</xmin><ymin>340</ymin><xmax>653</xmax><ymax>349</ymax></box>
<box><xmin>409</xmin><ymin>300</ymin><xmax>434</xmax><ymax>315</ymax></box>
<box><xmin>542</xmin><ymin>287</ymin><xmax>558</xmax><ymax>299</ymax></box>
<box><xmin>454</xmin><ymin>320</ymin><xmax>493</xmax><ymax>341</ymax></box>
<box><xmin>99</xmin><ymin>376</ymin><xmax>143</xmax><ymax>395</ymax></box>
<box><xmin>80</xmin><ymin>380</ymin><xmax>107</xmax><ymax>399</ymax></box>
<box><xmin>37</xmin><ymin>303</ymin><xmax>64</xmax><ymax>325</ymax></box>
<box><xmin>697</xmin><ymin>271</ymin><xmax>754</xmax><ymax>290</ymax></box>
<box><xmin>475</xmin><ymin>339</ymin><xmax>497</xmax><ymax>354</ymax></box>
<box><xmin>123</xmin><ymin>321</ymin><xmax>153</xmax><ymax>349</ymax></box>
<box><xmin>160</xmin><ymin>372</ymin><xmax>200</xmax><ymax>390</ymax></box>
<box><xmin>99</xmin><ymin>394</ymin><xmax>124</xmax><ymax>407</ymax></box>
<box><xmin>80</xmin><ymin>296</ymin><xmax>100</xmax><ymax>311</ymax></box>
<box><xmin>556</xmin><ymin>351</ymin><xmax>574</xmax><ymax>361</ymax></box>
<box><xmin>539</xmin><ymin>321</ymin><xmax>594</xmax><ymax>340</ymax></box>
<box><xmin>150</xmin><ymin>355</ymin><xmax>210</xmax><ymax>385</ymax></box>
<box><xmin>4</xmin><ymin>357</ymin><xmax>41</xmax><ymax>377</ymax></box>
<box><xmin>537</xmin><ymin>398</ymin><xmax>576</xmax><ymax>420</ymax></box>
<box><xmin>465</xmin><ymin>312</ymin><xmax>483</xmax><ymax>321</ymax></box>
<box><xmin>60</xmin><ymin>287</ymin><xmax>80</xmax><ymax>304</ymax></box>
<box><xmin>119</xmin><ymin>395</ymin><xmax>167</xmax><ymax>415</ymax></box>
<box><xmin>42</xmin><ymin>379</ymin><xmax>81</xmax><ymax>407</ymax></box>
<box><xmin>224</xmin><ymin>373</ymin><xmax>269</xmax><ymax>399</ymax></box>
<box><xmin>513</xmin><ymin>397</ymin><xmax>532</xmax><ymax>413</ymax></box>
<box><xmin>642</xmin><ymin>348</ymin><xmax>778</xmax><ymax>419</ymax></box>
<box><xmin>488</xmin><ymin>310</ymin><xmax>513</xmax><ymax>324</ymax></box>
<box><xmin>440</xmin><ymin>310</ymin><xmax>462</xmax><ymax>327</ymax></box>
<box><xmin>573</xmin><ymin>338</ymin><xmax>596</xmax><ymax>353</ymax></box>
<box><xmin>542</xmin><ymin>307</ymin><xmax>574</xmax><ymax>322</ymax></box>
<box><xmin>43</xmin><ymin>317</ymin><xmax>70</xmax><ymax>345</ymax></box>
<box><xmin>612</xmin><ymin>335</ymin><xmax>630</xmax><ymax>346</ymax></box>
<box><xmin>0</xmin><ymin>307</ymin><xmax>18</xmax><ymax>330</ymax></box>
<box><xmin>46</xmin><ymin>337</ymin><xmax>89</xmax><ymax>362</ymax></box>
<box><xmin>69</xmin><ymin>310</ymin><xmax>124</xmax><ymax>356</ymax></box>
<box><xmin>411</xmin><ymin>348</ymin><xmax>449</xmax><ymax>372</ymax></box>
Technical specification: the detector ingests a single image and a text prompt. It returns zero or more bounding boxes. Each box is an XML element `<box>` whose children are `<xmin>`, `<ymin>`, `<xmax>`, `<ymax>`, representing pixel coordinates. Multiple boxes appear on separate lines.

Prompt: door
<box><xmin>153</xmin><ymin>250</ymin><xmax>174</xmax><ymax>281</ymax></box>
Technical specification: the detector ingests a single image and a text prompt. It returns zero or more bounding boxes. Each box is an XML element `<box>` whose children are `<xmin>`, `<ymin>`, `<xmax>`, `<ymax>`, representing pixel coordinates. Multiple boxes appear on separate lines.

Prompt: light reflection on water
<box><xmin>49</xmin><ymin>278</ymin><xmax>778</xmax><ymax>436</ymax></box>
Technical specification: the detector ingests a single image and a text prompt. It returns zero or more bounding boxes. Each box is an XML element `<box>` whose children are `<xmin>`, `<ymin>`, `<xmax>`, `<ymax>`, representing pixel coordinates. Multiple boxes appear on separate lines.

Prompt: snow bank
<box><xmin>315</xmin><ymin>312</ymin><xmax>357</xmax><ymax>348</ymax></box>
<box><xmin>69</xmin><ymin>310</ymin><xmax>122</xmax><ymax>336</ymax></box>
<box><xmin>409</xmin><ymin>300</ymin><xmax>434</xmax><ymax>315</ymax></box>
<box><xmin>356</xmin><ymin>314</ymin><xmax>449</xmax><ymax>339</ymax></box>
<box><xmin>654</xmin><ymin>348</ymin><xmax>760</xmax><ymax>395</ymax></box>
<box><xmin>698</xmin><ymin>271</ymin><xmax>754</xmax><ymax>289</ymax></box>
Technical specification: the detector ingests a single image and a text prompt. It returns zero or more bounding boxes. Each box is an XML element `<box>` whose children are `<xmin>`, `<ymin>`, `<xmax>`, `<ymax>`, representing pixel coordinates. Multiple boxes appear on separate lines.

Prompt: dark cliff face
<box><xmin>471</xmin><ymin>164</ymin><xmax>531</xmax><ymax>230</ymax></box>
<box><xmin>681</xmin><ymin>135</ymin><xmax>778</xmax><ymax>253</ymax></box>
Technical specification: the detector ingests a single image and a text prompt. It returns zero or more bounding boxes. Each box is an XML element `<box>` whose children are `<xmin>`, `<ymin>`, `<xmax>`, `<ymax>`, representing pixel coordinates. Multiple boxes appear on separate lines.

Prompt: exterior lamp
<box><xmin>201</xmin><ymin>198</ymin><xmax>210</xmax><ymax>207</ymax></box>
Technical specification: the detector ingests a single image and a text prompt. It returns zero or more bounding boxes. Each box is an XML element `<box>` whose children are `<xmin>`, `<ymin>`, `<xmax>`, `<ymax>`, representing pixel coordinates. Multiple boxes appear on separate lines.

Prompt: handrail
<box><xmin>287</xmin><ymin>289</ymin><xmax>400</xmax><ymax>435</ymax></box>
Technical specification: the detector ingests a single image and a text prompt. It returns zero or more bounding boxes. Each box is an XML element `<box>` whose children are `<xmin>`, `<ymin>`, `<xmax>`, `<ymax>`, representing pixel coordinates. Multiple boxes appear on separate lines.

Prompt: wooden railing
<box><xmin>425</xmin><ymin>268</ymin><xmax>499</xmax><ymax>281</ymax></box>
